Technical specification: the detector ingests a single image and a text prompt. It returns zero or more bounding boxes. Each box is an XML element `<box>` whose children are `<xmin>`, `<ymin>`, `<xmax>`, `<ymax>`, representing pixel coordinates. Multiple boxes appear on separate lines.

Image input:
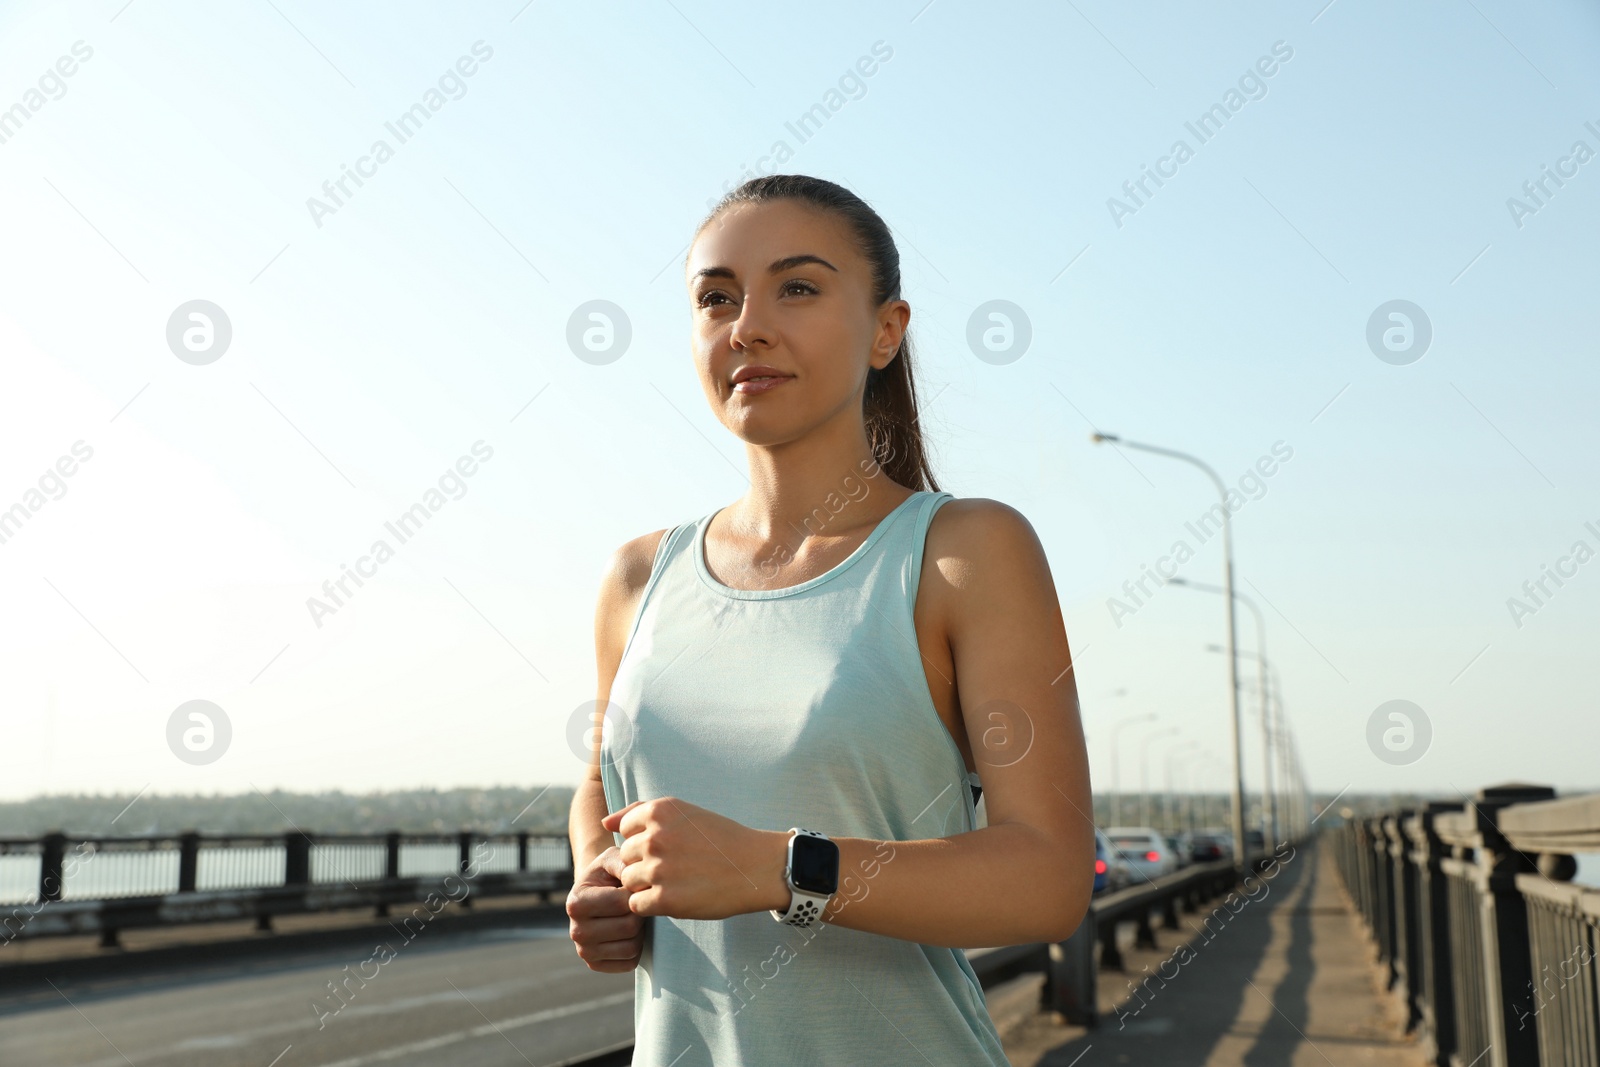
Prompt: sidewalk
<box><xmin>1000</xmin><ymin>839</ymin><xmax>1426</xmax><ymax>1066</ymax></box>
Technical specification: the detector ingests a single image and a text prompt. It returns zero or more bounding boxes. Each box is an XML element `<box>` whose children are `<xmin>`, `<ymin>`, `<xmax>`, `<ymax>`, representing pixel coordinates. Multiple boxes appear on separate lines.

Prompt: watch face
<box><xmin>790</xmin><ymin>834</ymin><xmax>840</xmax><ymax>894</ymax></box>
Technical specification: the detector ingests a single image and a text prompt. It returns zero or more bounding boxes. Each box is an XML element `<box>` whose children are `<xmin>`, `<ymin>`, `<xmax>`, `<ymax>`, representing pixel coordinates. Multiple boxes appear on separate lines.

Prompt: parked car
<box><xmin>1189</xmin><ymin>832</ymin><xmax>1227</xmax><ymax>862</ymax></box>
<box><xmin>1093</xmin><ymin>828</ymin><xmax>1112</xmax><ymax>893</ymax></box>
<box><xmin>1093</xmin><ymin>828</ymin><xmax>1135</xmax><ymax>893</ymax></box>
<box><xmin>1165</xmin><ymin>832</ymin><xmax>1193</xmax><ymax>868</ymax></box>
<box><xmin>1105</xmin><ymin>826</ymin><xmax>1179</xmax><ymax>882</ymax></box>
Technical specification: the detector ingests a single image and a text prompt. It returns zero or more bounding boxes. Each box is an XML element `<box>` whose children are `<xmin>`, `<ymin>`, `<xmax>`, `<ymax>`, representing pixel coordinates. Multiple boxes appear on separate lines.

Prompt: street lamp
<box><xmin>1210</xmin><ymin>647</ymin><xmax>1279</xmax><ymax>848</ymax></box>
<box><xmin>1175</xmin><ymin>577</ymin><xmax>1277</xmax><ymax>847</ymax></box>
<box><xmin>1179</xmin><ymin>750</ymin><xmax>1219</xmax><ymax>833</ymax></box>
<box><xmin>1138</xmin><ymin>725</ymin><xmax>1180</xmax><ymax>827</ymax></box>
<box><xmin>1208</xmin><ymin>642</ymin><xmax>1291</xmax><ymax>847</ymax></box>
<box><xmin>1284</xmin><ymin>723</ymin><xmax>1306</xmax><ymax>838</ymax></box>
<box><xmin>1165</xmin><ymin>740</ymin><xmax>1202</xmax><ymax>831</ymax></box>
<box><xmin>1092</xmin><ymin>432</ymin><xmax>1247</xmax><ymax>866</ymax></box>
<box><xmin>1170</xmin><ymin>748</ymin><xmax>1207</xmax><ymax>833</ymax></box>
<box><xmin>1198</xmin><ymin>753</ymin><xmax>1231</xmax><ymax>841</ymax></box>
<box><xmin>1109</xmin><ymin>711</ymin><xmax>1156</xmax><ymax>826</ymax></box>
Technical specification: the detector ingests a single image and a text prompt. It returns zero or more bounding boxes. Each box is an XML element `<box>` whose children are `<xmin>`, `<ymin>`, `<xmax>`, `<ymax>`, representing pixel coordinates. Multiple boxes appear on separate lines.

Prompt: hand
<box><xmin>566</xmin><ymin>846</ymin><xmax>645</xmax><ymax>973</ymax></box>
<box><xmin>602</xmin><ymin>797</ymin><xmax>785</xmax><ymax>920</ymax></box>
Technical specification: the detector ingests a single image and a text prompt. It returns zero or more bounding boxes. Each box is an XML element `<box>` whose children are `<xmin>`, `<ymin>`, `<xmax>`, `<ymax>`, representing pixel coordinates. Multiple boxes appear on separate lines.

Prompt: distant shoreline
<box><xmin>0</xmin><ymin>784</ymin><xmax>577</xmax><ymax>838</ymax></box>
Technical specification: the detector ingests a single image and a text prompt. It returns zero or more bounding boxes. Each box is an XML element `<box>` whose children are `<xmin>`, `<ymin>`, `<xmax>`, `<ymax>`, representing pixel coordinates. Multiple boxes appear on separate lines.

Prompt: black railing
<box><xmin>1332</xmin><ymin>784</ymin><xmax>1600</xmax><ymax>1067</ymax></box>
<box><xmin>3</xmin><ymin>826</ymin><xmax>1304</xmax><ymax>1065</ymax></box>
<box><xmin>1</xmin><ymin>828</ymin><xmax>573</xmax><ymax>948</ymax></box>
<box><xmin>964</xmin><ymin>845</ymin><xmax>1291</xmax><ymax>1026</ymax></box>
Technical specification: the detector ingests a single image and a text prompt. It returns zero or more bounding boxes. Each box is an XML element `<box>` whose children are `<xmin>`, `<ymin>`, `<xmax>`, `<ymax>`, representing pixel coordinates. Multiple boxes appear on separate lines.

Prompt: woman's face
<box><xmin>685</xmin><ymin>199</ymin><xmax>907</xmax><ymax>448</ymax></box>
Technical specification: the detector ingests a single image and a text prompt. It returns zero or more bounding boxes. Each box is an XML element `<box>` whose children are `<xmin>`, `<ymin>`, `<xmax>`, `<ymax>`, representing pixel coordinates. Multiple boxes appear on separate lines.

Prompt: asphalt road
<box><xmin>0</xmin><ymin>912</ymin><xmax>636</xmax><ymax>1067</ymax></box>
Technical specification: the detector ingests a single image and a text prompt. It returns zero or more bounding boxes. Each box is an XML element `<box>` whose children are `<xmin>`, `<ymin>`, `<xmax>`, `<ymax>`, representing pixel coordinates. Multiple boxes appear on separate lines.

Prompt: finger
<box><xmin>627</xmin><ymin>886</ymin><xmax>662</xmax><ymax>916</ymax></box>
<box><xmin>567</xmin><ymin>884</ymin><xmax>633</xmax><ymax>919</ymax></box>
<box><xmin>573</xmin><ymin>932</ymin><xmax>643</xmax><ymax>966</ymax></box>
<box><xmin>616</xmin><ymin>834</ymin><xmax>652</xmax><ymax>870</ymax></box>
<box><xmin>617</xmin><ymin>858</ymin><xmax>657</xmax><ymax>895</ymax></box>
<box><xmin>601</xmin><ymin>800</ymin><xmax>647</xmax><ymax>832</ymax></box>
<box><xmin>576</xmin><ymin>856</ymin><xmax>623</xmax><ymax>889</ymax></box>
<box><xmin>601</xmin><ymin>847</ymin><xmax>631</xmax><ymax>883</ymax></box>
<box><xmin>579</xmin><ymin>947</ymin><xmax>642</xmax><ymax>973</ymax></box>
<box><xmin>571</xmin><ymin>912</ymin><xmax>644</xmax><ymax>945</ymax></box>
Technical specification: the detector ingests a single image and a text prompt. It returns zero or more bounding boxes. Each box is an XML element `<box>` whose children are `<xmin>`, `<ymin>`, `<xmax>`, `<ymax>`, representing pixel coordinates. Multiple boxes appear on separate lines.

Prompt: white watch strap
<box><xmin>772</xmin><ymin>885</ymin><xmax>830</xmax><ymax>927</ymax></box>
<box><xmin>770</xmin><ymin>828</ymin><xmax>832</xmax><ymax>927</ymax></box>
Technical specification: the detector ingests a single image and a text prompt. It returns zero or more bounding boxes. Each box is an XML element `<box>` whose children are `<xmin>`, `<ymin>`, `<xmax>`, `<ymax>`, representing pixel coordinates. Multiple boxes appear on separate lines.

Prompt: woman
<box><xmin>566</xmin><ymin>175</ymin><xmax>1093</xmax><ymax>1066</ymax></box>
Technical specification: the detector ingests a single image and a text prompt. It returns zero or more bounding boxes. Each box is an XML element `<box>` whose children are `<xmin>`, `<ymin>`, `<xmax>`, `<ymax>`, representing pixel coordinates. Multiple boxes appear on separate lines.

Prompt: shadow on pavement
<box><xmin>1031</xmin><ymin>846</ymin><xmax>1310</xmax><ymax>1067</ymax></box>
<box><xmin>1243</xmin><ymin>849</ymin><xmax>1317</xmax><ymax>1067</ymax></box>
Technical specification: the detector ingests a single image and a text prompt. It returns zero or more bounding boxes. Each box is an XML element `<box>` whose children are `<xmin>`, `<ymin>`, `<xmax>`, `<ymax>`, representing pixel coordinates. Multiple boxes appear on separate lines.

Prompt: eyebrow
<box><xmin>691</xmin><ymin>254</ymin><xmax>839</xmax><ymax>283</ymax></box>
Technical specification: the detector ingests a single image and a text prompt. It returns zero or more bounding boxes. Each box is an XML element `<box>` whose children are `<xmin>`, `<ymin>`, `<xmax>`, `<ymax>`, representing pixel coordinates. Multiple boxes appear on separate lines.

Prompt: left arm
<box><xmin>605</xmin><ymin>499</ymin><xmax>1096</xmax><ymax>948</ymax></box>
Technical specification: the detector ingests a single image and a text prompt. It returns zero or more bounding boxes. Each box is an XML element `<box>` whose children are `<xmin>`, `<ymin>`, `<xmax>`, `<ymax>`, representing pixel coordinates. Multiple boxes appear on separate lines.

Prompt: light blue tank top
<box><xmin>600</xmin><ymin>489</ymin><xmax>1007</xmax><ymax>1067</ymax></box>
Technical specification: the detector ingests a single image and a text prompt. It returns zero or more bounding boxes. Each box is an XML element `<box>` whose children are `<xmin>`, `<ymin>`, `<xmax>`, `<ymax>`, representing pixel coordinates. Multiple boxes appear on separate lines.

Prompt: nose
<box><xmin>728</xmin><ymin>294</ymin><xmax>775</xmax><ymax>352</ymax></box>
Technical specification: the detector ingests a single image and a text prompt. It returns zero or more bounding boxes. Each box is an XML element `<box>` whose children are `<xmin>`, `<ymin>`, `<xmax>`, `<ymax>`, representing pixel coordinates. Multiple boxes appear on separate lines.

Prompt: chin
<box><xmin>718</xmin><ymin>408</ymin><xmax>811</xmax><ymax>448</ymax></box>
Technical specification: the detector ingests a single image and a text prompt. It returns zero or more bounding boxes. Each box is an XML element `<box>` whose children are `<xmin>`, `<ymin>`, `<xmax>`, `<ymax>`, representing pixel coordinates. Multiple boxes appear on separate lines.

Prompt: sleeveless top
<box><xmin>599</xmin><ymin>489</ymin><xmax>1008</xmax><ymax>1067</ymax></box>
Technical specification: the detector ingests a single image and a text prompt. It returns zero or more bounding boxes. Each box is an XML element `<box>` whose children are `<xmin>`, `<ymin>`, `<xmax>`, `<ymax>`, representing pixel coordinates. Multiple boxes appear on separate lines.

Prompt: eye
<box><xmin>781</xmin><ymin>279</ymin><xmax>819</xmax><ymax>297</ymax></box>
<box><xmin>696</xmin><ymin>289</ymin><xmax>733</xmax><ymax>309</ymax></box>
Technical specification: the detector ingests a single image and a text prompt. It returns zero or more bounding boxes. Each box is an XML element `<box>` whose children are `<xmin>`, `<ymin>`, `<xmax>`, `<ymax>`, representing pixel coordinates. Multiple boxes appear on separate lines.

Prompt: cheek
<box><xmin>690</xmin><ymin>342</ymin><xmax>721</xmax><ymax>391</ymax></box>
<box><xmin>800</xmin><ymin>322</ymin><xmax>870</xmax><ymax>387</ymax></box>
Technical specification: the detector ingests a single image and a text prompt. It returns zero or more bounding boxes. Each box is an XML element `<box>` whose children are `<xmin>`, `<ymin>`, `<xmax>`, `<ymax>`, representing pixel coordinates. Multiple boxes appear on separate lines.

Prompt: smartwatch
<box><xmin>770</xmin><ymin>827</ymin><xmax>840</xmax><ymax>927</ymax></box>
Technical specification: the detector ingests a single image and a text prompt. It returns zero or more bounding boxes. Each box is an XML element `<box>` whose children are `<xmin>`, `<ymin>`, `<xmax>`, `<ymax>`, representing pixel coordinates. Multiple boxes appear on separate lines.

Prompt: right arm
<box><xmin>565</xmin><ymin>528</ymin><xmax>667</xmax><ymax>971</ymax></box>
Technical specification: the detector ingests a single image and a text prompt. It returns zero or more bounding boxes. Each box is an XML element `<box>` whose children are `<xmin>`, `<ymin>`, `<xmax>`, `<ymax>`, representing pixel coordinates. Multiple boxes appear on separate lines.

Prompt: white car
<box><xmin>1105</xmin><ymin>826</ymin><xmax>1179</xmax><ymax>883</ymax></box>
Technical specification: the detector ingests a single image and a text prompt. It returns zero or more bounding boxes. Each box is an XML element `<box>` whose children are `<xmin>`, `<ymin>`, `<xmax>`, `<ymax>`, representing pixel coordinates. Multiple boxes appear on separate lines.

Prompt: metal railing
<box><xmin>1</xmin><ymin>828</ymin><xmax>573</xmax><ymax>948</ymax></box>
<box><xmin>1331</xmin><ymin>784</ymin><xmax>1600</xmax><ymax>1067</ymax></box>
<box><xmin>958</xmin><ymin>846</ymin><xmax>1287</xmax><ymax>1026</ymax></box>
<box><xmin>2</xmin><ymin>825</ymin><xmax>1299</xmax><ymax>1064</ymax></box>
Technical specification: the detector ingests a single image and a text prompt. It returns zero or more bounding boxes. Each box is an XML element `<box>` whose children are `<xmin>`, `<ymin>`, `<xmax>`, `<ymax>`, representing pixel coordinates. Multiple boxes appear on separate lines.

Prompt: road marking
<box><xmin>308</xmin><ymin>991</ymin><xmax>634</xmax><ymax>1067</ymax></box>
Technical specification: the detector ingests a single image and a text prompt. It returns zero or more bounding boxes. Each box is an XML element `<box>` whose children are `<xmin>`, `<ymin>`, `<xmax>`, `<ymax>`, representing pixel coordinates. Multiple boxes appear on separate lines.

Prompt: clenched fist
<box><xmin>566</xmin><ymin>846</ymin><xmax>645</xmax><ymax>972</ymax></box>
<box><xmin>602</xmin><ymin>797</ymin><xmax>787</xmax><ymax>920</ymax></box>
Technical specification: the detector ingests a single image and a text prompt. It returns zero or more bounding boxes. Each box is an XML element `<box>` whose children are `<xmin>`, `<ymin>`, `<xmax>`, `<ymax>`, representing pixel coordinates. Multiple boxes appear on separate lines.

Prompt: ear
<box><xmin>871</xmin><ymin>299</ymin><xmax>911</xmax><ymax>371</ymax></box>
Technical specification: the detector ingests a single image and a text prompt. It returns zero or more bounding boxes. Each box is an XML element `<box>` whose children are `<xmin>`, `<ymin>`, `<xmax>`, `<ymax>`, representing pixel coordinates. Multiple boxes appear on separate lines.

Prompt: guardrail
<box><xmin>3</xmin><ymin>828</ymin><xmax>1291</xmax><ymax>1065</ymax></box>
<box><xmin>1331</xmin><ymin>783</ymin><xmax>1600</xmax><ymax>1067</ymax></box>
<box><xmin>1041</xmin><ymin>849</ymin><xmax>1282</xmax><ymax>1025</ymax></box>
<box><xmin>959</xmin><ymin>848</ymin><xmax>1284</xmax><ymax>1027</ymax></box>
<box><xmin>1</xmin><ymin>829</ymin><xmax>573</xmax><ymax>948</ymax></box>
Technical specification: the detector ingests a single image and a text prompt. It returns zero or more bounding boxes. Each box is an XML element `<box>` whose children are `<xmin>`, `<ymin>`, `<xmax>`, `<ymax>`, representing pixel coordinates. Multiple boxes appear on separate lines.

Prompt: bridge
<box><xmin>2</xmin><ymin>785</ymin><xmax>1594</xmax><ymax>1066</ymax></box>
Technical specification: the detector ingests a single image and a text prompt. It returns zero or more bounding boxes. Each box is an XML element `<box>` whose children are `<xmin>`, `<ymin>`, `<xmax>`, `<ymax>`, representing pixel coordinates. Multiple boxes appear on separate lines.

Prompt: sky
<box><xmin>1</xmin><ymin>0</ymin><xmax>1596</xmax><ymax>813</ymax></box>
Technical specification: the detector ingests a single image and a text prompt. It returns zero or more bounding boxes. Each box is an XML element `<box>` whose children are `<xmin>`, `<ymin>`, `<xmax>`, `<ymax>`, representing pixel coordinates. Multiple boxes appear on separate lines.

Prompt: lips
<box><xmin>730</xmin><ymin>365</ymin><xmax>794</xmax><ymax>395</ymax></box>
<box><xmin>731</xmin><ymin>364</ymin><xmax>791</xmax><ymax>385</ymax></box>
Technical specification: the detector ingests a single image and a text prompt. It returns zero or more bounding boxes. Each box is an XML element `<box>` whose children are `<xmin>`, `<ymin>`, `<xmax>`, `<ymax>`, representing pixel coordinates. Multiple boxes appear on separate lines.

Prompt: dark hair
<box><xmin>695</xmin><ymin>174</ymin><xmax>940</xmax><ymax>492</ymax></box>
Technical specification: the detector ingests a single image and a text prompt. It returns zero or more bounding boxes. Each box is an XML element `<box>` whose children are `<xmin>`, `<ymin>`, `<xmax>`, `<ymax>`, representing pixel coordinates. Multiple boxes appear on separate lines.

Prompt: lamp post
<box><xmin>1092</xmin><ymin>432</ymin><xmax>1247</xmax><ymax>867</ymax></box>
<box><xmin>1139</xmin><ymin>726</ymin><xmax>1180</xmax><ymax>827</ymax></box>
<box><xmin>1255</xmin><ymin>656</ymin><xmax>1292</xmax><ymax>844</ymax></box>
<box><xmin>1174</xmin><ymin>750</ymin><xmax>1214</xmax><ymax>833</ymax></box>
<box><xmin>1172</xmin><ymin>757</ymin><xmax>1195</xmax><ymax>833</ymax></box>
<box><xmin>1183</xmin><ymin>752</ymin><xmax>1219</xmax><ymax>833</ymax></box>
<box><xmin>1207</xmin><ymin>643</ymin><xmax>1280</xmax><ymax>846</ymax></box>
<box><xmin>1227</xmin><ymin>648</ymin><xmax>1291</xmax><ymax>846</ymax></box>
<box><xmin>1200</xmin><ymin>754</ymin><xmax>1230</xmax><ymax>841</ymax></box>
<box><xmin>1283</xmin><ymin>722</ymin><xmax>1304</xmax><ymax>838</ymax></box>
<box><xmin>1109</xmin><ymin>711</ymin><xmax>1156</xmax><ymax>826</ymax></box>
<box><xmin>1174</xmin><ymin>577</ymin><xmax>1276</xmax><ymax>847</ymax></box>
<box><xmin>1263</xmin><ymin>659</ymin><xmax>1289</xmax><ymax>843</ymax></box>
<box><xmin>1165</xmin><ymin>740</ymin><xmax>1202</xmax><ymax>832</ymax></box>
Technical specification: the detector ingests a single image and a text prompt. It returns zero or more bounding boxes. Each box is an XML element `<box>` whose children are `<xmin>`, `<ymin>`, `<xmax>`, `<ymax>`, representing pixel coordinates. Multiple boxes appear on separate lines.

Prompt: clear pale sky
<box><xmin>2</xmin><ymin>0</ymin><xmax>1596</xmax><ymax>812</ymax></box>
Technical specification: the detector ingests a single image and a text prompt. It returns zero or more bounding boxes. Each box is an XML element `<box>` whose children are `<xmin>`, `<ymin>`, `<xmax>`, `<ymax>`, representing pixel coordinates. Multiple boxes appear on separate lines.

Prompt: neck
<box><xmin>729</xmin><ymin>415</ymin><xmax>910</xmax><ymax>541</ymax></box>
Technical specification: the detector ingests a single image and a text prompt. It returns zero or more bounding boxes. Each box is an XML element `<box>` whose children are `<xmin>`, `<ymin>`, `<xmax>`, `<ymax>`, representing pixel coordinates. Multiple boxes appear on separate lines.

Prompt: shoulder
<box><xmin>923</xmin><ymin>497</ymin><xmax>1049</xmax><ymax>588</ymax></box>
<box><xmin>921</xmin><ymin>496</ymin><xmax>1065</xmax><ymax>646</ymax></box>
<box><xmin>601</xmin><ymin>528</ymin><xmax>671</xmax><ymax>592</ymax></box>
<box><xmin>596</xmin><ymin>528</ymin><xmax>672</xmax><ymax>614</ymax></box>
